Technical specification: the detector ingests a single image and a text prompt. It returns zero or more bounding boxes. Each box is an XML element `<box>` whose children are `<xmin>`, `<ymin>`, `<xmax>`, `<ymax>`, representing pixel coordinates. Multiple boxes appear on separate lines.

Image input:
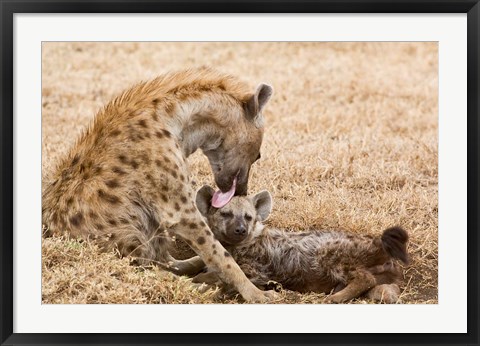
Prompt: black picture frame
<box><xmin>1</xmin><ymin>1</ymin><xmax>479</xmax><ymax>345</ymax></box>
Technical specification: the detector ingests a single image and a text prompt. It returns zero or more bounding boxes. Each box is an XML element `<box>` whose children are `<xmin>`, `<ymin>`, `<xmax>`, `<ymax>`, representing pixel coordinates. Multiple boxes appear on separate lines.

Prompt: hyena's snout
<box><xmin>225</xmin><ymin>218</ymin><xmax>249</xmax><ymax>244</ymax></box>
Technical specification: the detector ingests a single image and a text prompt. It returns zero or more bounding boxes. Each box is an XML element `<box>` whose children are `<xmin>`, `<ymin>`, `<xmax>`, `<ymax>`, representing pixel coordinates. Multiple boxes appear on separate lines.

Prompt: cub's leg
<box><xmin>366</xmin><ymin>284</ymin><xmax>401</xmax><ymax>303</ymax></box>
<box><xmin>166</xmin><ymin>255</ymin><xmax>205</xmax><ymax>276</ymax></box>
<box><xmin>192</xmin><ymin>270</ymin><xmax>221</xmax><ymax>285</ymax></box>
<box><xmin>326</xmin><ymin>269</ymin><xmax>376</xmax><ymax>303</ymax></box>
<box><xmin>171</xmin><ymin>211</ymin><xmax>278</xmax><ymax>303</ymax></box>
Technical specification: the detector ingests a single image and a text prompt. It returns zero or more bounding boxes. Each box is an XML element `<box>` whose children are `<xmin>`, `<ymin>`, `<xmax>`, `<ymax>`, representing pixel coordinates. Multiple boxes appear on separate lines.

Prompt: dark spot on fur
<box><xmin>112</xmin><ymin>166</ymin><xmax>125</xmax><ymax>175</ymax></box>
<box><xmin>144</xmin><ymin>132</ymin><xmax>151</xmax><ymax>139</ymax></box>
<box><xmin>89</xmin><ymin>211</ymin><xmax>98</xmax><ymax>220</ymax></box>
<box><xmin>138</xmin><ymin>119</ymin><xmax>148</xmax><ymax>128</ymax></box>
<box><xmin>188</xmin><ymin>222</ymin><xmax>198</xmax><ymax>229</ymax></box>
<box><xmin>120</xmin><ymin>218</ymin><xmax>130</xmax><ymax>225</ymax></box>
<box><xmin>170</xmin><ymin>170</ymin><xmax>178</xmax><ymax>179</ymax></box>
<box><xmin>179</xmin><ymin>174</ymin><xmax>185</xmax><ymax>181</ymax></box>
<box><xmin>161</xmin><ymin>194</ymin><xmax>168</xmax><ymax>202</ymax></box>
<box><xmin>213</xmin><ymin>250</ymin><xmax>217</xmax><ymax>255</ymax></box>
<box><xmin>66</xmin><ymin>197</ymin><xmax>74</xmax><ymax>207</ymax></box>
<box><xmin>167</xmin><ymin>212</ymin><xmax>174</xmax><ymax>217</ymax></box>
<box><xmin>227</xmin><ymin>264</ymin><xmax>231</xmax><ymax>269</ymax></box>
<box><xmin>140</xmin><ymin>154</ymin><xmax>151</xmax><ymax>165</ymax></box>
<box><xmin>69</xmin><ymin>213</ymin><xmax>84</xmax><ymax>227</ymax></box>
<box><xmin>218</xmin><ymin>83</ymin><xmax>226</xmax><ymax>91</ymax></box>
<box><xmin>127</xmin><ymin>245</ymin><xmax>136</xmax><ymax>254</ymax></box>
<box><xmin>164</xmin><ymin>157</ymin><xmax>171</xmax><ymax>164</ymax></box>
<box><xmin>95</xmin><ymin>223</ymin><xmax>105</xmax><ymax>230</ymax></box>
<box><xmin>93</xmin><ymin>165</ymin><xmax>103</xmax><ymax>174</ymax></box>
<box><xmin>108</xmin><ymin>219</ymin><xmax>118</xmax><ymax>226</ymax></box>
<box><xmin>224</xmin><ymin>251</ymin><xmax>231</xmax><ymax>257</ymax></box>
<box><xmin>161</xmin><ymin>184</ymin><xmax>169</xmax><ymax>192</ymax></box>
<box><xmin>152</xmin><ymin>112</ymin><xmax>159</xmax><ymax>122</ymax></box>
<box><xmin>205</xmin><ymin>230</ymin><xmax>212</xmax><ymax>236</ymax></box>
<box><xmin>212</xmin><ymin>244</ymin><xmax>216</xmax><ymax>249</ymax></box>
<box><xmin>180</xmin><ymin>218</ymin><xmax>188</xmax><ymax>226</ymax></box>
<box><xmin>111</xmin><ymin>129</ymin><xmax>121</xmax><ymax>137</ymax></box>
<box><xmin>97</xmin><ymin>189</ymin><xmax>121</xmax><ymax>205</ymax></box>
<box><xmin>161</xmin><ymin>129</ymin><xmax>172</xmax><ymax>138</ymax></box>
<box><xmin>71</xmin><ymin>154</ymin><xmax>80</xmax><ymax>166</ymax></box>
<box><xmin>155</xmin><ymin>131</ymin><xmax>163</xmax><ymax>139</ymax></box>
<box><xmin>153</xmin><ymin>98</ymin><xmax>159</xmax><ymax>105</ymax></box>
<box><xmin>155</xmin><ymin>159</ymin><xmax>162</xmax><ymax>168</ymax></box>
<box><xmin>180</xmin><ymin>195</ymin><xmax>187</xmax><ymax>203</ymax></box>
<box><xmin>164</xmin><ymin>101</ymin><xmax>175</xmax><ymax>114</ymax></box>
<box><xmin>197</xmin><ymin>237</ymin><xmax>206</xmax><ymax>245</ymax></box>
<box><xmin>174</xmin><ymin>203</ymin><xmax>180</xmax><ymax>211</ymax></box>
<box><xmin>129</xmin><ymin>160</ymin><xmax>139</xmax><ymax>169</ymax></box>
<box><xmin>105</xmin><ymin>179</ymin><xmax>120</xmax><ymax>189</ymax></box>
<box><xmin>118</xmin><ymin>154</ymin><xmax>129</xmax><ymax>164</ymax></box>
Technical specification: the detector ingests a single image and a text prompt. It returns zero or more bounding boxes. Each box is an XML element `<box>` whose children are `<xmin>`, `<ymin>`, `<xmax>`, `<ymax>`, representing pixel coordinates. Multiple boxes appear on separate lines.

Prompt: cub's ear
<box><xmin>196</xmin><ymin>185</ymin><xmax>215</xmax><ymax>216</ymax></box>
<box><xmin>244</xmin><ymin>83</ymin><xmax>273</xmax><ymax>125</ymax></box>
<box><xmin>251</xmin><ymin>190</ymin><xmax>272</xmax><ymax>222</ymax></box>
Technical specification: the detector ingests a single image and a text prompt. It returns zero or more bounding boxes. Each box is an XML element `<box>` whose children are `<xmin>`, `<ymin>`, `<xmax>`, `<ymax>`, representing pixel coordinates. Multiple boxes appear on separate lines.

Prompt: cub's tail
<box><xmin>381</xmin><ymin>226</ymin><xmax>409</xmax><ymax>264</ymax></box>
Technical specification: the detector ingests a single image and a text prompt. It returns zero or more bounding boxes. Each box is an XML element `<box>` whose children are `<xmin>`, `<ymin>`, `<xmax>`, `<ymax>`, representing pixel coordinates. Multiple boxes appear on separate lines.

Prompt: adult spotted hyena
<box><xmin>42</xmin><ymin>67</ymin><xmax>277</xmax><ymax>302</ymax></box>
<box><xmin>195</xmin><ymin>186</ymin><xmax>409</xmax><ymax>303</ymax></box>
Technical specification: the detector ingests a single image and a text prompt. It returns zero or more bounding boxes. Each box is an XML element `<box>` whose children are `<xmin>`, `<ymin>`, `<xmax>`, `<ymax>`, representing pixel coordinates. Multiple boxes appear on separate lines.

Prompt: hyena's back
<box><xmin>42</xmin><ymin>75</ymin><xmax>205</xmax><ymax>260</ymax></box>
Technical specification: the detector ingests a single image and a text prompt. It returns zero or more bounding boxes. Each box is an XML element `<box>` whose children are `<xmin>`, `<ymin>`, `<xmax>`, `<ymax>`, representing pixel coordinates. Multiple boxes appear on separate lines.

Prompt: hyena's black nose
<box><xmin>234</xmin><ymin>226</ymin><xmax>247</xmax><ymax>236</ymax></box>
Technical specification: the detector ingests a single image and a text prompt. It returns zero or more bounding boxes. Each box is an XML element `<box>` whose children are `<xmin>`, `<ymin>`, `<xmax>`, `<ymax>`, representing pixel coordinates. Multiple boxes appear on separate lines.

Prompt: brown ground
<box><xmin>42</xmin><ymin>42</ymin><xmax>438</xmax><ymax>304</ymax></box>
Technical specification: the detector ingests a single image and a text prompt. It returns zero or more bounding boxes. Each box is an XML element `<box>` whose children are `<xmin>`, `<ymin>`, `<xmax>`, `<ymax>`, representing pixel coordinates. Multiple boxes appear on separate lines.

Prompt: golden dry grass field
<box><xmin>42</xmin><ymin>42</ymin><xmax>438</xmax><ymax>304</ymax></box>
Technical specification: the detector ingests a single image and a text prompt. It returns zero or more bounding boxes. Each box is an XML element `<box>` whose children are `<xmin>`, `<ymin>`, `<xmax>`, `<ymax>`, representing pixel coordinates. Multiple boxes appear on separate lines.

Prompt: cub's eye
<box><xmin>220</xmin><ymin>211</ymin><xmax>233</xmax><ymax>218</ymax></box>
<box><xmin>244</xmin><ymin>214</ymin><xmax>253</xmax><ymax>222</ymax></box>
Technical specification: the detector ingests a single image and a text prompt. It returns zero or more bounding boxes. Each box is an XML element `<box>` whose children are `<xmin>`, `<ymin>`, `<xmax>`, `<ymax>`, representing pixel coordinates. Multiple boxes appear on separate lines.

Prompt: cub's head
<box><xmin>202</xmin><ymin>83</ymin><xmax>273</xmax><ymax>196</ymax></box>
<box><xmin>196</xmin><ymin>185</ymin><xmax>272</xmax><ymax>245</ymax></box>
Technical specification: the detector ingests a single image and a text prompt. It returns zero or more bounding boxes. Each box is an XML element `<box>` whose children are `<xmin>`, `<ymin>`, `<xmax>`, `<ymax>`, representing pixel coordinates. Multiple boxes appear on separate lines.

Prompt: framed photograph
<box><xmin>1</xmin><ymin>1</ymin><xmax>479</xmax><ymax>345</ymax></box>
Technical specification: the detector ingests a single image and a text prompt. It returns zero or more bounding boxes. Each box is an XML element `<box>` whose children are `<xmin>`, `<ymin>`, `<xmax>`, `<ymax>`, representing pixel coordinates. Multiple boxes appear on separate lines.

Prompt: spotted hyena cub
<box><xmin>42</xmin><ymin>67</ymin><xmax>278</xmax><ymax>303</ymax></box>
<box><xmin>195</xmin><ymin>186</ymin><xmax>409</xmax><ymax>303</ymax></box>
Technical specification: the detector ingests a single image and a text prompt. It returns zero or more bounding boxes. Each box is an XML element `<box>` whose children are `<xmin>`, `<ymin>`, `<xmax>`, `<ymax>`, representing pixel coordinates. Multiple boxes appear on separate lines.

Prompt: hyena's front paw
<box><xmin>324</xmin><ymin>293</ymin><xmax>347</xmax><ymax>304</ymax></box>
<box><xmin>242</xmin><ymin>287</ymin><xmax>280</xmax><ymax>303</ymax></box>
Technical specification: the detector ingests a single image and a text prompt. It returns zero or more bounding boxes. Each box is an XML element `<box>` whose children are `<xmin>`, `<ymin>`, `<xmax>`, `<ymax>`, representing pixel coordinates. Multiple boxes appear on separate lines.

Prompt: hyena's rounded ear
<box><xmin>251</xmin><ymin>190</ymin><xmax>272</xmax><ymax>222</ymax></box>
<box><xmin>196</xmin><ymin>185</ymin><xmax>216</xmax><ymax>216</ymax></box>
<box><xmin>244</xmin><ymin>83</ymin><xmax>273</xmax><ymax>126</ymax></box>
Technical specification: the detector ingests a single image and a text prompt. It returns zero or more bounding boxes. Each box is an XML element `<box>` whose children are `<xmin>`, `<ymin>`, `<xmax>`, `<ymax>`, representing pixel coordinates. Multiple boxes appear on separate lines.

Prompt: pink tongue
<box><xmin>211</xmin><ymin>177</ymin><xmax>237</xmax><ymax>208</ymax></box>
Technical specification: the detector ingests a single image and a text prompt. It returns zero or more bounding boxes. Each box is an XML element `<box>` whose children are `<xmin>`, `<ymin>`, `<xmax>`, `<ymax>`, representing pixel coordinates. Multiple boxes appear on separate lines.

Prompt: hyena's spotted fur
<box><xmin>42</xmin><ymin>67</ymin><xmax>277</xmax><ymax>303</ymax></box>
<box><xmin>195</xmin><ymin>186</ymin><xmax>409</xmax><ymax>303</ymax></box>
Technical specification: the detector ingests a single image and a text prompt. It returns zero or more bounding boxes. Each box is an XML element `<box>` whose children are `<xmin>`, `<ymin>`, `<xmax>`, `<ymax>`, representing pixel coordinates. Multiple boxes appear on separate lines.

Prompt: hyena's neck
<box><xmin>159</xmin><ymin>96</ymin><xmax>238</xmax><ymax>158</ymax></box>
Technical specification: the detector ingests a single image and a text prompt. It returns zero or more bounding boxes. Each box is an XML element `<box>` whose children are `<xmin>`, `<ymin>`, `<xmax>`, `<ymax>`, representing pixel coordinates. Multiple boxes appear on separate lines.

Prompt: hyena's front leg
<box><xmin>172</xmin><ymin>215</ymin><xmax>278</xmax><ymax>303</ymax></box>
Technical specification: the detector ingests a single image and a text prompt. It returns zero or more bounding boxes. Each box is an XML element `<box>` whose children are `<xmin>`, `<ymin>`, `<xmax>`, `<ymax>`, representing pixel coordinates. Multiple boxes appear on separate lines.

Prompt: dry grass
<box><xmin>42</xmin><ymin>42</ymin><xmax>438</xmax><ymax>304</ymax></box>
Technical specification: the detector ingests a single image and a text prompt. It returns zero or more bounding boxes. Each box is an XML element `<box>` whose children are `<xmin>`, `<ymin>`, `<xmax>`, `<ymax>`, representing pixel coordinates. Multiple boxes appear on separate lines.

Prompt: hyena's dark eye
<box><xmin>220</xmin><ymin>211</ymin><xmax>233</xmax><ymax>218</ymax></box>
<box><xmin>244</xmin><ymin>214</ymin><xmax>253</xmax><ymax>222</ymax></box>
